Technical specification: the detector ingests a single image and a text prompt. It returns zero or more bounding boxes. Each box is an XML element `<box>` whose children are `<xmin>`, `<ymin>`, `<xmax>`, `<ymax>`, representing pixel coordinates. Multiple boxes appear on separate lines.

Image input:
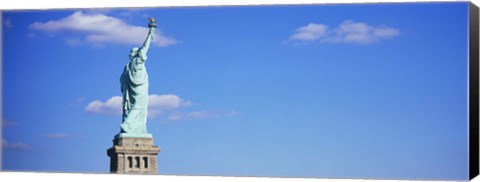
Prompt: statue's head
<box><xmin>129</xmin><ymin>47</ymin><xmax>139</xmax><ymax>60</ymax></box>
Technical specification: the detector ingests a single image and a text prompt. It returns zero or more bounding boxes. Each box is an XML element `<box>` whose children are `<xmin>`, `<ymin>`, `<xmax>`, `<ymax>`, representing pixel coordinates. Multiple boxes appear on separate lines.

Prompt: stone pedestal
<box><xmin>107</xmin><ymin>137</ymin><xmax>160</xmax><ymax>174</ymax></box>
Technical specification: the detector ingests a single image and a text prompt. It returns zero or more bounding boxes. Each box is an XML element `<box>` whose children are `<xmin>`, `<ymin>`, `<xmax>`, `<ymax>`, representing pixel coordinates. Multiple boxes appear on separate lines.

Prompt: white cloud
<box><xmin>289</xmin><ymin>23</ymin><xmax>329</xmax><ymax>41</ymax></box>
<box><xmin>148</xmin><ymin>94</ymin><xmax>189</xmax><ymax>109</ymax></box>
<box><xmin>2</xmin><ymin>139</ymin><xmax>31</xmax><ymax>151</ymax></box>
<box><xmin>85</xmin><ymin>94</ymin><xmax>191</xmax><ymax>117</ymax></box>
<box><xmin>288</xmin><ymin>20</ymin><xmax>400</xmax><ymax>44</ymax></box>
<box><xmin>329</xmin><ymin>20</ymin><xmax>400</xmax><ymax>43</ymax></box>
<box><xmin>86</xmin><ymin>94</ymin><xmax>238</xmax><ymax>123</ymax></box>
<box><xmin>148</xmin><ymin>94</ymin><xmax>192</xmax><ymax>117</ymax></box>
<box><xmin>29</xmin><ymin>11</ymin><xmax>177</xmax><ymax>47</ymax></box>
<box><xmin>85</xmin><ymin>96</ymin><xmax>123</xmax><ymax>115</ymax></box>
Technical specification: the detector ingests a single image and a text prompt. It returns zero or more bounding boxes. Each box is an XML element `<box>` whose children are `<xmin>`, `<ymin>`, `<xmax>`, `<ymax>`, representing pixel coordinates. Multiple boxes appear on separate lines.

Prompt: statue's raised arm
<box><xmin>139</xmin><ymin>17</ymin><xmax>157</xmax><ymax>59</ymax></box>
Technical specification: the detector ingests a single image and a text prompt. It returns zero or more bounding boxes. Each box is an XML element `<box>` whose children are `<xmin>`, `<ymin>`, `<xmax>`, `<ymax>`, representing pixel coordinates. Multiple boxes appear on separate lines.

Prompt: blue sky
<box><xmin>1</xmin><ymin>2</ymin><xmax>470</xmax><ymax>180</ymax></box>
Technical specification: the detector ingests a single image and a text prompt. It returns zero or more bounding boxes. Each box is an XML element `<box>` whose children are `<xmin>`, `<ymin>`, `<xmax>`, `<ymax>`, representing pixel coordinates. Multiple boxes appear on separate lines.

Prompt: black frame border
<box><xmin>470</xmin><ymin>2</ymin><xmax>479</xmax><ymax>180</ymax></box>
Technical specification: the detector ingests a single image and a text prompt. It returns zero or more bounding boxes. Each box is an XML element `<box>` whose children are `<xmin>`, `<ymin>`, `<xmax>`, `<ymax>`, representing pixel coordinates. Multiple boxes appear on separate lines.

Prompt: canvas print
<box><xmin>1</xmin><ymin>2</ymin><xmax>476</xmax><ymax>181</ymax></box>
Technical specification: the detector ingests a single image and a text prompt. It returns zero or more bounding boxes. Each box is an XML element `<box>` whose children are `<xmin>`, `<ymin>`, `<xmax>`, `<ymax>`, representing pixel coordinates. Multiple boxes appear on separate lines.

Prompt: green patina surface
<box><xmin>117</xmin><ymin>19</ymin><xmax>157</xmax><ymax>139</ymax></box>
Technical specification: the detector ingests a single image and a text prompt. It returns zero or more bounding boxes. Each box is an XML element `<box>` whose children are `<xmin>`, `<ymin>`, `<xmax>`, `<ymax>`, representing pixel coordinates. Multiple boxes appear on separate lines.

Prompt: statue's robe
<box><xmin>119</xmin><ymin>49</ymin><xmax>149</xmax><ymax>134</ymax></box>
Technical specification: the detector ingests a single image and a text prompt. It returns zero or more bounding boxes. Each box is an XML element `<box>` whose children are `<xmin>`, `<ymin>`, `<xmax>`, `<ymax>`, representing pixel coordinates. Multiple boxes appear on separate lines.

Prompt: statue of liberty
<box><xmin>117</xmin><ymin>18</ymin><xmax>157</xmax><ymax>138</ymax></box>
